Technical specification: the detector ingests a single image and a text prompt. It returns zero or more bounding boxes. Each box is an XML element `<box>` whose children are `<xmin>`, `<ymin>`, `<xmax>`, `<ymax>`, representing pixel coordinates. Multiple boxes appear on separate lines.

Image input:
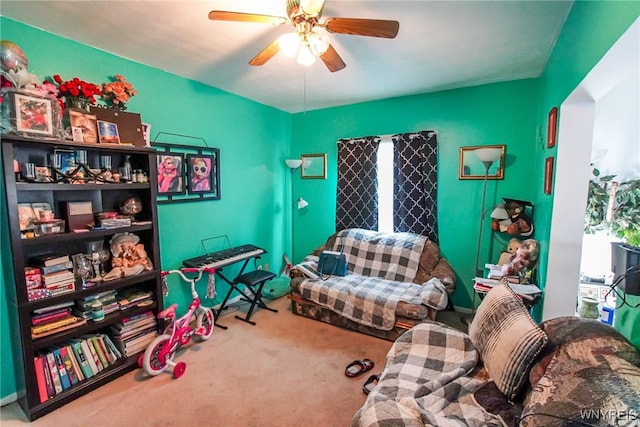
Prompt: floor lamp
<box><xmin>285</xmin><ymin>159</ymin><xmax>303</xmax><ymax>268</ymax></box>
<box><xmin>463</xmin><ymin>147</ymin><xmax>504</xmax><ymax>325</ymax></box>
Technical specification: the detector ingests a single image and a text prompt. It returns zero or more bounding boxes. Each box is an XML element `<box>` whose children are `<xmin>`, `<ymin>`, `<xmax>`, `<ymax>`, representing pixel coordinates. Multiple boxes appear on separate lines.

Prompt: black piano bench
<box><xmin>233</xmin><ymin>270</ymin><xmax>278</xmax><ymax>325</ymax></box>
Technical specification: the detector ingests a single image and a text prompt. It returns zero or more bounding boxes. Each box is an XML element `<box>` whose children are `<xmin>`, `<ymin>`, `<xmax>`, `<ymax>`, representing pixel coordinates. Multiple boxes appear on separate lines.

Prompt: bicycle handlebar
<box><xmin>161</xmin><ymin>267</ymin><xmax>216</xmax><ymax>297</ymax></box>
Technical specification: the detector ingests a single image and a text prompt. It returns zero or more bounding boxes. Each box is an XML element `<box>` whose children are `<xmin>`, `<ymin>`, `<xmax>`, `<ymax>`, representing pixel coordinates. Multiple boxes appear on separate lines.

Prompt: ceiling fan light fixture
<box><xmin>297</xmin><ymin>43</ymin><xmax>316</xmax><ymax>66</ymax></box>
<box><xmin>279</xmin><ymin>33</ymin><xmax>300</xmax><ymax>58</ymax></box>
<box><xmin>308</xmin><ymin>32</ymin><xmax>329</xmax><ymax>55</ymax></box>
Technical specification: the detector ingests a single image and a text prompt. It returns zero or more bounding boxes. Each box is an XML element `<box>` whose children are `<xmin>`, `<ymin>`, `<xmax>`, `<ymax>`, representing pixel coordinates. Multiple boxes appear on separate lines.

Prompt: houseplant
<box><xmin>585</xmin><ymin>168</ymin><xmax>640</xmax><ymax>247</ymax></box>
<box><xmin>584</xmin><ymin>168</ymin><xmax>640</xmax><ymax>295</ymax></box>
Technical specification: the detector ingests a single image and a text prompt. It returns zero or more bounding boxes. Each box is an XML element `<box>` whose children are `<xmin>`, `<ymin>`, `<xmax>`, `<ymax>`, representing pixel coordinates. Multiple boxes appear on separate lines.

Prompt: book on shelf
<box><xmin>51</xmin><ymin>348</ymin><xmax>71</xmax><ymax>390</ymax></box>
<box><xmin>31</xmin><ymin>308</ymin><xmax>72</xmax><ymax>326</ymax></box>
<box><xmin>33</xmin><ymin>356</ymin><xmax>49</xmax><ymax>403</ymax></box>
<box><xmin>121</xmin><ymin>310</ymin><xmax>154</xmax><ymax>325</ymax></box>
<box><xmin>33</xmin><ymin>301</ymin><xmax>75</xmax><ymax>315</ymax></box>
<box><xmin>32</xmin><ymin>254</ymin><xmax>71</xmax><ymax>268</ymax></box>
<box><xmin>59</xmin><ymin>346</ymin><xmax>80</xmax><ymax>386</ymax></box>
<box><xmin>25</xmin><ymin>267</ymin><xmax>42</xmax><ymax>289</ymax></box>
<box><xmin>70</xmin><ymin>338</ymin><xmax>100</xmax><ymax>376</ymax></box>
<box><xmin>100</xmin><ymin>333</ymin><xmax>123</xmax><ymax>360</ymax></box>
<box><xmin>39</xmin><ymin>260</ymin><xmax>74</xmax><ymax>275</ymax></box>
<box><xmin>90</xmin><ymin>336</ymin><xmax>110</xmax><ymax>369</ymax></box>
<box><xmin>31</xmin><ymin>316</ymin><xmax>87</xmax><ymax>339</ymax></box>
<box><xmin>45</xmin><ymin>352</ymin><xmax>63</xmax><ymax>394</ymax></box>
<box><xmin>83</xmin><ymin>337</ymin><xmax>104</xmax><ymax>373</ymax></box>
<box><xmin>42</xmin><ymin>270</ymin><xmax>75</xmax><ymax>286</ymax></box>
<box><xmin>68</xmin><ymin>340</ymin><xmax>94</xmax><ymax>379</ymax></box>
<box><xmin>64</xmin><ymin>344</ymin><xmax>85</xmax><ymax>382</ymax></box>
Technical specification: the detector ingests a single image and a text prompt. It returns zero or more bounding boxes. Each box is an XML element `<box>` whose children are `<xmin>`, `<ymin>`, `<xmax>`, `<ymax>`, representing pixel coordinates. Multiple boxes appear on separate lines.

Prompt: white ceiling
<box><xmin>1</xmin><ymin>1</ymin><xmax>573</xmax><ymax>113</ymax></box>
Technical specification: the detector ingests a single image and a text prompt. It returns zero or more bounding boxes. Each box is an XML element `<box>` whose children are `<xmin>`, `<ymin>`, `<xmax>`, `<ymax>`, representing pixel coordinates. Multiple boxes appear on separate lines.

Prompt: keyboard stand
<box><xmin>212</xmin><ymin>257</ymin><xmax>254</xmax><ymax>329</ymax></box>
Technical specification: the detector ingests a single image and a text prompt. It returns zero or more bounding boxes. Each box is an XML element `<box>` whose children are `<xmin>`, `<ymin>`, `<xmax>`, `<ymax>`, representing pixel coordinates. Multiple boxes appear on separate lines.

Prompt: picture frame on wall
<box><xmin>544</xmin><ymin>156</ymin><xmax>554</xmax><ymax>194</ymax></box>
<box><xmin>157</xmin><ymin>153</ymin><xmax>185</xmax><ymax>195</ymax></box>
<box><xmin>547</xmin><ymin>106</ymin><xmax>558</xmax><ymax>148</ymax></box>
<box><xmin>186</xmin><ymin>154</ymin><xmax>215</xmax><ymax>194</ymax></box>
<box><xmin>14</xmin><ymin>92</ymin><xmax>55</xmax><ymax>136</ymax></box>
<box><xmin>97</xmin><ymin>120</ymin><xmax>121</xmax><ymax>144</ymax></box>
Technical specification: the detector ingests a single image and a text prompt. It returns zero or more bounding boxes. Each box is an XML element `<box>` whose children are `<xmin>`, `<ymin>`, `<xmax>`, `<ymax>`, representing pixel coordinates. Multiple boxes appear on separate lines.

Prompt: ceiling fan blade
<box><xmin>208</xmin><ymin>11</ymin><xmax>287</xmax><ymax>25</ymax></box>
<box><xmin>325</xmin><ymin>18</ymin><xmax>399</xmax><ymax>38</ymax></box>
<box><xmin>319</xmin><ymin>44</ymin><xmax>346</xmax><ymax>72</ymax></box>
<box><xmin>249</xmin><ymin>40</ymin><xmax>281</xmax><ymax>66</ymax></box>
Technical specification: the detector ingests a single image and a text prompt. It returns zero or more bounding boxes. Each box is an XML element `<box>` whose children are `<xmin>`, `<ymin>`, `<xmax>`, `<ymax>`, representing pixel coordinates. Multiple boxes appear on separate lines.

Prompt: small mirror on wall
<box><xmin>301</xmin><ymin>153</ymin><xmax>327</xmax><ymax>179</ymax></box>
<box><xmin>458</xmin><ymin>145</ymin><xmax>506</xmax><ymax>180</ymax></box>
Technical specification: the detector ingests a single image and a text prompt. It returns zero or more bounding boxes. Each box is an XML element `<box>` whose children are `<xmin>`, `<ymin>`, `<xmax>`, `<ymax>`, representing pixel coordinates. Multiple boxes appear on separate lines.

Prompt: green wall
<box><xmin>2</xmin><ymin>1</ymin><xmax>639</xmax><ymax>402</ymax></box>
<box><xmin>532</xmin><ymin>1</ymin><xmax>639</xmax><ymax>341</ymax></box>
<box><xmin>0</xmin><ymin>17</ymin><xmax>291</xmax><ymax>401</ymax></box>
<box><xmin>289</xmin><ymin>80</ymin><xmax>539</xmax><ymax>310</ymax></box>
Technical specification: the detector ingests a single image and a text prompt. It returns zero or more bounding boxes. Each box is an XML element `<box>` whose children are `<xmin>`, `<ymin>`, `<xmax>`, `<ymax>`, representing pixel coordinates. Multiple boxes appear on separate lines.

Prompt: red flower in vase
<box><xmin>46</xmin><ymin>74</ymin><xmax>101</xmax><ymax>105</ymax></box>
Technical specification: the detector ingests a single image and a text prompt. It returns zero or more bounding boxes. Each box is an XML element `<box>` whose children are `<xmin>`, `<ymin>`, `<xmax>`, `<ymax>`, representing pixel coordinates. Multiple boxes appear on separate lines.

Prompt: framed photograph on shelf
<box><xmin>14</xmin><ymin>92</ymin><xmax>55</xmax><ymax>136</ymax></box>
<box><xmin>97</xmin><ymin>120</ymin><xmax>120</xmax><ymax>144</ymax></box>
<box><xmin>53</xmin><ymin>149</ymin><xmax>76</xmax><ymax>174</ymax></box>
<box><xmin>69</xmin><ymin>109</ymin><xmax>98</xmax><ymax>143</ymax></box>
<box><xmin>547</xmin><ymin>106</ymin><xmax>558</xmax><ymax>148</ymax></box>
<box><xmin>156</xmin><ymin>153</ymin><xmax>185</xmax><ymax>195</ymax></box>
<box><xmin>141</xmin><ymin>123</ymin><xmax>151</xmax><ymax>146</ymax></box>
<box><xmin>186</xmin><ymin>154</ymin><xmax>215</xmax><ymax>194</ymax></box>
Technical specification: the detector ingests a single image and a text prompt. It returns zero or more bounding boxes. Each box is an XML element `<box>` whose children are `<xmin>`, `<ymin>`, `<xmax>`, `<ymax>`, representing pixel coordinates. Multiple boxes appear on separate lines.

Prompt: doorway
<box><xmin>543</xmin><ymin>18</ymin><xmax>639</xmax><ymax>320</ymax></box>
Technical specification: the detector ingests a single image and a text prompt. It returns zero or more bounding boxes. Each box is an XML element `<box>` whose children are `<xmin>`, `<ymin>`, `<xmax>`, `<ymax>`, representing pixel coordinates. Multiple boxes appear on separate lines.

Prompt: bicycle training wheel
<box><xmin>142</xmin><ymin>334</ymin><xmax>172</xmax><ymax>376</ymax></box>
<box><xmin>194</xmin><ymin>307</ymin><xmax>215</xmax><ymax>341</ymax></box>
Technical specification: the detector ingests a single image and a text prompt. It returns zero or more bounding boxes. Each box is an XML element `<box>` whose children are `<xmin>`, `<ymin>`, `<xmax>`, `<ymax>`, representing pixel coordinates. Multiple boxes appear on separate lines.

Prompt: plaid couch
<box><xmin>290</xmin><ymin>228</ymin><xmax>455</xmax><ymax>341</ymax></box>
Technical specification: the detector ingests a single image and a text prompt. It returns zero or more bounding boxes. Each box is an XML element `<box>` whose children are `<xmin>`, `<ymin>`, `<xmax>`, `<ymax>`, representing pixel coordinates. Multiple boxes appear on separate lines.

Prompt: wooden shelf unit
<box><xmin>2</xmin><ymin>135</ymin><xmax>163</xmax><ymax>421</ymax></box>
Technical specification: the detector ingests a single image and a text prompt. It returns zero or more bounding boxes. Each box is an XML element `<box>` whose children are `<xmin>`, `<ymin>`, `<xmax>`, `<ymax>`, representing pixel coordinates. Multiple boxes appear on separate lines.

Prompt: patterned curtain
<box><xmin>336</xmin><ymin>136</ymin><xmax>380</xmax><ymax>231</ymax></box>
<box><xmin>392</xmin><ymin>131</ymin><xmax>439</xmax><ymax>242</ymax></box>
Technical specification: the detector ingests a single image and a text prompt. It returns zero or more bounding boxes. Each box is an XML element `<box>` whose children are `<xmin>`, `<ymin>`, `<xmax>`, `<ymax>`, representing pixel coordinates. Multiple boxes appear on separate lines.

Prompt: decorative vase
<box><xmin>65</xmin><ymin>96</ymin><xmax>91</xmax><ymax>112</ymax></box>
<box><xmin>578</xmin><ymin>296</ymin><xmax>600</xmax><ymax>319</ymax></box>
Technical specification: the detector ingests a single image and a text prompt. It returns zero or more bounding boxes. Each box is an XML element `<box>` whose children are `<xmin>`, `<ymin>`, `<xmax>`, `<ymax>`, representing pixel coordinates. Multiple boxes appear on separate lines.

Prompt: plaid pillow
<box><xmin>469</xmin><ymin>283</ymin><xmax>547</xmax><ymax>401</ymax></box>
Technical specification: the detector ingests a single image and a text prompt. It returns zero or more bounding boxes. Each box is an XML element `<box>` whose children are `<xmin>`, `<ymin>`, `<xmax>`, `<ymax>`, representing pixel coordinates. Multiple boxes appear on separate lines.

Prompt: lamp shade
<box><xmin>285</xmin><ymin>159</ymin><xmax>302</xmax><ymax>169</ymax></box>
<box><xmin>490</xmin><ymin>204</ymin><xmax>509</xmax><ymax>219</ymax></box>
<box><xmin>474</xmin><ymin>147</ymin><xmax>503</xmax><ymax>163</ymax></box>
<box><xmin>297</xmin><ymin>197</ymin><xmax>309</xmax><ymax>209</ymax></box>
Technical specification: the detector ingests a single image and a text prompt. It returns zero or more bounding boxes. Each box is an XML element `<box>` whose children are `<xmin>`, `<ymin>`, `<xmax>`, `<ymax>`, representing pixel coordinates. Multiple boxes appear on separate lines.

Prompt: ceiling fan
<box><xmin>208</xmin><ymin>0</ymin><xmax>399</xmax><ymax>72</ymax></box>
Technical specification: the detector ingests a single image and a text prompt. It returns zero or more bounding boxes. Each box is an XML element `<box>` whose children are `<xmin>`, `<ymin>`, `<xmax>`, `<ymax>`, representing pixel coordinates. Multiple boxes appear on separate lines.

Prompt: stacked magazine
<box><xmin>110</xmin><ymin>311</ymin><xmax>158</xmax><ymax>357</ymax></box>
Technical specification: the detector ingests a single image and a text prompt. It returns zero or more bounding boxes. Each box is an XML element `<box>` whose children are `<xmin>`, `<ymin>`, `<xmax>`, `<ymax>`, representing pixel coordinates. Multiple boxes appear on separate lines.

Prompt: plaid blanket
<box><xmin>353</xmin><ymin>322</ymin><xmax>504</xmax><ymax>427</ymax></box>
<box><xmin>294</xmin><ymin>229</ymin><xmax>448</xmax><ymax>330</ymax></box>
<box><xmin>331</xmin><ymin>229</ymin><xmax>427</xmax><ymax>281</ymax></box>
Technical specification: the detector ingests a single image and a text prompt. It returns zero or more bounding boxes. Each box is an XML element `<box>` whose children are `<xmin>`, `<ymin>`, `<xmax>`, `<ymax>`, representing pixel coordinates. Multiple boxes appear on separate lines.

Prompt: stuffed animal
<box><xmin>492</xmin><ymin>198</ymin><xmax>534</xmax><ymax>236</ymax></box>
<box><xmin>498</xmin><ymin>238</ymin><xmax>522</xmax><ymax>265</ymax></box>
<box><xmin>501</xmin><ymin>238</ymin><xmax>539</xmax><ymax>282</ymax></box>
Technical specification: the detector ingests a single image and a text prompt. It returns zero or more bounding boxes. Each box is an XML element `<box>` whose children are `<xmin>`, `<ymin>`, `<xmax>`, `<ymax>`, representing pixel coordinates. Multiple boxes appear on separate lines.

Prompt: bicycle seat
<box><xmin>158</xmin><ymin>303</ymin><xmax>178</xmax><ymax>319</ymax></box>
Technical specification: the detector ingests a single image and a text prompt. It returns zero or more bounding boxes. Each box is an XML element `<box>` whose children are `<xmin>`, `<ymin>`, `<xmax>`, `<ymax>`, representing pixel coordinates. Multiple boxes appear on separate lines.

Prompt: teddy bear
<box><xmin>498</xmin><ymin>238</ymin><xmax>522</xmax><ymax>265</ymax></box>
<box><xmin>492</xmin><ymin>198</ymin><xmax>534</xmax><ymax>236</ymax></box>
<box><xmin>501</xmin><ymin>238</ymin><xmax>539</xmax><ymax>282</ymax></box>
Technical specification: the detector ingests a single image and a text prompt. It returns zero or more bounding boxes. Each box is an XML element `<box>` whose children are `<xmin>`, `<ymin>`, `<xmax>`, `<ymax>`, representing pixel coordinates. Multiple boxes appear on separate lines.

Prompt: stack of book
<box><xmin>74</xmin><ymin>290</ymin><xmax>119</xmax><ymax>320</ymax></box>
<box><xmin>31</xmin><ymin>302</ymin><xmax>86</xmax><ymax>339</ymax></box>
<box><xmin>26</xmin><ymin>254</ymin><xmax>76</xmax><ymax>301</ymax></box>
<box><xmin>473</xmin><ymin>277</ymin><xmax>542</xmax><ymax>301</ymax></box>
<box><xmin>33</xmin><ymin>333</ymin><xmax>122</xmax><ymax>403</ymax></box>
<box><xmin>116</xmin><ymin>288</ymin><xmax>154</xmax><ymax>311</ymax></box>
<box><xmin>110</xmin><ymin>311</ymin><xmax>158</xmax><ymax>357</ymax></box>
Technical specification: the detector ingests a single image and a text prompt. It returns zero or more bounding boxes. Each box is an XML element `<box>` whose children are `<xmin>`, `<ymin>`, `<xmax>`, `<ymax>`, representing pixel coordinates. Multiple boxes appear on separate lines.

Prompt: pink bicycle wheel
<box><xmin>142</xmin><ymin>334</ymin><xmax>172</xmax><ymax>376</ymax></box>
<box><xmin>194</xmin><ymin>307</ymin><xmax>215</xmax><ymax>341</ymax></box>
<box><xmin>173</xmin><ymin>361</ymin><xmax>187</xmax><ymax>379</ymax></box>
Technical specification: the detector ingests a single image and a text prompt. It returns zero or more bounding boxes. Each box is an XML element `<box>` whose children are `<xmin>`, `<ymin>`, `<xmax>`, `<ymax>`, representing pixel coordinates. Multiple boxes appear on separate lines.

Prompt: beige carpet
<box><xmin>1</xmin><ymin>296</ymin><xmax>468</xmax><ymax>426</ymax></box>
<box><xmin>1</xmin><ymin>297</ymin><xmax>388</xmax><ymax>426</ymax></box>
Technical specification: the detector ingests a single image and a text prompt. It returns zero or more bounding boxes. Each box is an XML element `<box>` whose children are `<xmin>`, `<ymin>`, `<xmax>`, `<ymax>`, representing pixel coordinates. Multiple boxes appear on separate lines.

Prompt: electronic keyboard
<box><xmin>182</xmin><ymin>244</ymin><xmax>266</xmax><ymax>269</ymax></box>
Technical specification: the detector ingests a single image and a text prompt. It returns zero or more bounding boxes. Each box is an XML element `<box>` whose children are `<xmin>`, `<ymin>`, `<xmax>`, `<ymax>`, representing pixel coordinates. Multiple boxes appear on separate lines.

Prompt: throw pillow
<box><xmin>468</xmin><ymin>283</ymin><xmax>547</xmax><ymax>401</ymax></box>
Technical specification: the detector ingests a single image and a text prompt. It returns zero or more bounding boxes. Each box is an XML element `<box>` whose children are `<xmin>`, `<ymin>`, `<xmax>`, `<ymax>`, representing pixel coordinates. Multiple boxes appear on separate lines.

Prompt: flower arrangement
<box><xmin>45</xmin><ymin>74</ymin><xmax>101</xmax><ymax>105</ymax></box>
<box><xmin>100</xmin><ymin>75</ymin><xmax>137</xmax><ymax>110</ymax></box>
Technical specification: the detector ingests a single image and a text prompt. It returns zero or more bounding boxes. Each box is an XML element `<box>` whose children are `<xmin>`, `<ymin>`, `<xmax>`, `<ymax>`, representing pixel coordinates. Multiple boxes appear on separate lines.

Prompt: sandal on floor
<box><xmin>363</xmin><ymin>374</ymin><xmax>380</xmax><ymax>395</ymax></box>
<box><xmin>345</xmin><ymin>359</ymin><xmax>375</xmax><ymax>378</ymax></box>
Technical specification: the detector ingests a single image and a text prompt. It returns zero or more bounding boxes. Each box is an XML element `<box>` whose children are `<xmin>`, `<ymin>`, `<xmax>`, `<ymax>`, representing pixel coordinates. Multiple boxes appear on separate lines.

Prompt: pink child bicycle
<box><xmin>138</xmin><ymin>267</ymin><xmax>216</xmax><ymax>378</ymax></box>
